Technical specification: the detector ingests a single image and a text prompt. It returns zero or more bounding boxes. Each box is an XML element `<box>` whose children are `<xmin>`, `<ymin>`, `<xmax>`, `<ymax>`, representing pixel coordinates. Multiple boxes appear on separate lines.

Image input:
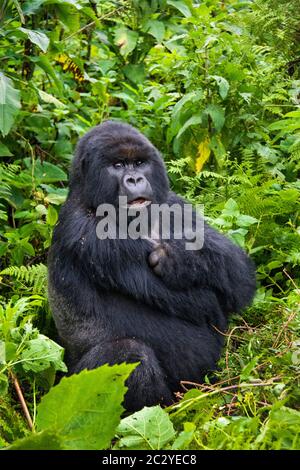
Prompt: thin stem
<box><xmin>10</xmin><ymin>371</ymin><xmax>34</xmax><ymax>431</ymax></box>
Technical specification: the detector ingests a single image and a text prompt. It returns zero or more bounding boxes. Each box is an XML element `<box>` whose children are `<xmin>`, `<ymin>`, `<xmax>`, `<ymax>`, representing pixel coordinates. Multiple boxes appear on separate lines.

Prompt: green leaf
<box><xmin>240</xmin><ymin>357</ymin><xmax>259</xmax><ymax>381</ymax></box>
<box><xmin>38</xmin><ymin>89</ymin><xmax>65</xmax><ymax>108</ymax></box>
<box><xmin>176</xmin><ymin>114</ymin><xmax>202</xmax><ymax>140</ymax></box>
<box><xmin>19</xmin><ymin>28</ymin><xmax>49</xmax><ymax>53</ymax></box>
<box><xmin>123</xmin><ymin>64</ymin><xmax>146</xmax><ymax>85</ymax></box>
<box><xmin>236</xmin><ymin>214</ymin><xmax>258</xmax><ymax>228</ymax></box>
<box><xmin>115</xmin><ymin>406</ymin><xmax>176</xmax><ymax>450</ymax></box>
<box><xmin>23</xmin><ymin>0</ymin><xmax>48</xmax><ymax>15</ymax></box>
<box><xmin>24</xmin><ymin>158</ymin><xmax>68</xmax><ymax>183</ymax></box>
<box><xmin>171</xmin><ymin>422</ymin><xmax>195</xmax><ymax>450</ymax></box>
<box><xmin>35</xmin><ymin>56</ymin><xmax>63</xmax><ymax>94</ymax></box>
<box><xmin>20</xmin><ymin>335</ymin><xmax>67</xmax><ymax>373</ymax></box>
<box><xmin>5</xmin><ymin>342</ymin><xmax>17</xmax><ymax>362</ymax></box>
<box><xmin>46</xmin><ymin>205</ymin><xmax>58</xmax><ymax>226</ymax></box>
<box><xmin>211</xmin><ymin>75</ymin><xmax>230</xmax><ymax>99</ymax></box>
<box><xmin>7</xmin><ymin>430</ymin><xmax>64</xmax><ymax>450</ymax></box>
<box><xmin>0</xmin><ymin>73</ymin><xmax>21</xmax><ymax>137</ymax></box>
<box><xmin>167</xmin><ymin>0</ymin><xmax>191</xmax><ymax>17</ymax></box>
<box><xmin>223</xmin><ymin>198</ymin><xmax>239</xmax><ymax>216</ymax></box>
<box><xmin>206</xmin><ymin>104</ymin><xmax>225</xmax><ymax>132</ymax></box>
<box><xmin>36</xmin><ymin>363</ymin><xmax>136</xmax><ymax>450</ymax></box>
<box><xmin>0</xmin><ymin>142</ymin><xmax>13</xmax><ymax>156</ymax></box>
<box><xmin>168</xmin><ymin>90</ymin><xmax>203</xmax><ymax>142</ymax></box>
<box><xmin>228</xmin><ymin>228</ymin><xmax>247</xmax><ymax>247</ymax></box>
<box><xmin>172</xmin><ymin>90</ymin><xmax>203</xmax><ymax>118</ymax></box>
<box><xmin>114</xmin><ymin>27</ymin><xmax>139</xmax><ymax>57</ymax></box>
<box><xmin>144</xmin><ymin>19</ymin><xmax>165</xmax><ymax>43</ymax></box>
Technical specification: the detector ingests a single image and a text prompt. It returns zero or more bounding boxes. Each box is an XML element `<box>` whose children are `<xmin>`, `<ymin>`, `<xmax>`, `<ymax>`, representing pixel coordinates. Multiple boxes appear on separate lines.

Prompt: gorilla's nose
<box><xmin>123</xmin><ymin>173</ymin><xmax>147</xmax><ymax>192</ymax></box>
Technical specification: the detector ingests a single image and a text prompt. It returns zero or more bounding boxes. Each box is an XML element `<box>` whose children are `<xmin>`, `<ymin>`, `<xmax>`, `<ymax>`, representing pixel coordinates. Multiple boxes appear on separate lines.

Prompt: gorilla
<box><xmin>48</xmin><ymin>121</ymin><xmax>256</xmax><ymax>411</ymax></box>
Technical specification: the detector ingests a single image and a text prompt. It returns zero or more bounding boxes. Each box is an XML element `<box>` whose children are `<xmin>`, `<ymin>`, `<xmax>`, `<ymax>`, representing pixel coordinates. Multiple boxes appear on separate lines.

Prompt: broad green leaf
<box><xmin>0</xmin><ymin>73</ymin><xmax>21</xmax><ymax>137</ymax></box>
<box><xmin>115</xmin><ymin>406</ymin><xmax>176</xmax><ymax>450</ymax></box>
<box><xmin>269</xmin><ymin>118</ymin><xmax>300</xmax><ymax>131</ymax></box>
<box><xmin>0</xmin><ymin>142</ymin><xmax>13</xmax><ymax>156</ymax></box>
<box><xmin>114</xmin><ymin>27</ymin><xmax>139</xmax><ymax>57</ymax></box>
<box><xmin>36</xmin><ymin>363</ymin><xmax>136</xmax><ymax>450</ymax></box>
<box><xmin>7</xmin><ymin>430</ymin><xmax>64</xmax><ymax>450</ymax></box>
<box><xmin>46</xmin><ymin>205</ymin><xmax>58</xmax><ymax>226</ymax></box>
<box><xmin>172</xmin><ymin>90</ymin><xmax>203</xmax><ymax>119</ymax></box>
<box><xmin>19</xmin><ymin>28</ymin><xmax>49</xmax><ymax>53</ymax></box>
<box><xmin>176</xmin><ymin>114</ymin><xmax>202</xmax><ymax>140</ymax></box>
<box><xmin>223</xmin><ymin>198</ymin><xmax>239</xmax><ymax>216</ymax></box>
<box><xmin>228</xmin><ymin>228</ymin><xmax>247</xmax><ymax>247</ymax></box>
<box><xmin>123</xmin><ymin>64</ymin><xmax>146</xmax><ymax>85</ymax></box>
<box><xmin>211</xmin><ymin>75</ymin><xmax>230</xmax><ymax>99</ymax></box>
<box><xmin>23</xmin><ymin>0</ymin><xmax>48</xmax><ymax>15</ymax></box>
<box><xmin>24</xmin><ymin>158</ymin><xmax>68</xmax><ymax>183</ymax></box>
<box><xmin>144</xmin><ymin>19</ymin><xmax>165</xmax><ymax>43</ymax></box>
<box><xmin>171</xmin><ymin>422</ymin><xmax>195</xmax><ymax>450</ymax></box>
<box><xmin>236</xmin><ymin>214</ymin><xmax>258</xmax><ymax>227</ymax></box>
<box><xmin>20</xmin><ymin>335</ymin><xmax>67</xmax><ymax>373</ymax></box>
<box><xmin>267</xmin><ymin>260</ymin><xmax>283</xmax><ymax>271</ymax></box>
<box><xmin>168</xmin><ymin>90</ymin><xmax>203</xmax><ymax>142</ymax></box>
<box><xmin>5</xmin><ymin>342</ymin><xmax>17</xmax><ymax>362</ymax></box>
<box><xmin>167</xmin><ymin>0</ymin><xmax>191</xmax><ymax>17</ymax></box>
<box><xmin>257</xmin><ymin>406</ymin><xmax>300</xmax><ymax>449</ymax></box>
<box><xmin>206</xmin><ymin>104</ymin><xmax>225</xmax><ymax>132</ymax></box>
<box><xmin>54</xmin><ymin>3</ymin><xmax>80</xmax><ymax>32</ymax></box>
<box><xmin>38</xmin><ymin>90</ymin><xmax>65</xmax><ymax>108</ymax></box>
<box><xmin>35</xmin><ymin>56</ymin><xmax>63</xmax><ymax>93</ymax></box>
<box><xmin>285</xmin><ymin>110</ymin><xmax>300</xmax><ymax>118</ymax></box>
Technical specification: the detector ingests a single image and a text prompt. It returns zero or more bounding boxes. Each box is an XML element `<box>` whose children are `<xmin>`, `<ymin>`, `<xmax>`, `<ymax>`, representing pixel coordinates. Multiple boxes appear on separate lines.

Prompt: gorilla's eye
<box><xmin>113</xmin><ymin>161</ymin><xmax>124</xmax><ymax>169</ymax></box>
<box><xmin>135</xmin><ymin>160</ymin><xmax>144</xmax><ymax>167</ymax></box>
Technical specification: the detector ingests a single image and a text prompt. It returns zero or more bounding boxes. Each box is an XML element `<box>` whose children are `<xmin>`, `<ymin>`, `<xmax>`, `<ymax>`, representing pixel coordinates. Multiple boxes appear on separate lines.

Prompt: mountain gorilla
<box><xmin>48</xmin><ymin>121</ymin><xmax>256</xmax><ymax>411</ymax></box>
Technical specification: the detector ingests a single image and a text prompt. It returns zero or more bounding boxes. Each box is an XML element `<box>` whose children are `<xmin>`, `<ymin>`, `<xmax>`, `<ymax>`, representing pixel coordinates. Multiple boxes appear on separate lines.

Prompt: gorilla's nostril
<box><xmin>126</xmin><ymin>176</ymin><xmax>136</xmax><ymax>186</ymax></box>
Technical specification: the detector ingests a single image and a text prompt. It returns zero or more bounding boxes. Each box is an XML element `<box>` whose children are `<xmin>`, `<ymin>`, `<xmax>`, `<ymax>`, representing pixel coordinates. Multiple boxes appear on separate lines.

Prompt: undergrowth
<box><xmin>0</xmin><ymin>0</ymin><xmax>299</xmax><ymax>450</ymax></box>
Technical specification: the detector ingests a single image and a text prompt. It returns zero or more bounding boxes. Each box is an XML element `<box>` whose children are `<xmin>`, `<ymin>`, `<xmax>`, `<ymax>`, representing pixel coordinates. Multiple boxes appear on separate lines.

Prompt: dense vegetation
<box><xmin>0</xmin><ymin>0</ymin><xmax>299</xmax><ymax>450</ymax></box>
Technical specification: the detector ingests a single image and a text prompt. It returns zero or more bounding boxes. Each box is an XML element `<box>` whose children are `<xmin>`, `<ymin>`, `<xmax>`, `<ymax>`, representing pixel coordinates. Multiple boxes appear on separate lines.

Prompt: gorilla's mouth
<box><xmin>128</xmin><ymin>197</ymin><xmax>151</xmax><ymax>208</ymax></box>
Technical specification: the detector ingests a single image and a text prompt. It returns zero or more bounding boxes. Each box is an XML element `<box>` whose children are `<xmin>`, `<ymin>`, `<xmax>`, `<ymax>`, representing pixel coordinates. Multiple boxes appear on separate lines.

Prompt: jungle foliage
<box><xmin>0</xmin><ymin>0</ymin><xmax>299</xmax><ymax>450</ymax></box>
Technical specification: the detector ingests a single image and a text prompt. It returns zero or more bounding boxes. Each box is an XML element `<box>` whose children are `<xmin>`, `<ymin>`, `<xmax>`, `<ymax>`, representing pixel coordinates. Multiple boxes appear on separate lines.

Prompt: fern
<box><xmin>0</xmin><ymin>397</ymin><xmax>27</xmax><ymax>447</ymax></box>
<box><xmin>1</xmin><ymin>264</ymin><xmax>48</xmax><ymax>294</ymax></box>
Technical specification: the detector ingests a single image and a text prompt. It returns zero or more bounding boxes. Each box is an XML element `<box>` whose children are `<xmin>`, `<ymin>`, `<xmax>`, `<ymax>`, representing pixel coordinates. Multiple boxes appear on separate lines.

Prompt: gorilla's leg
<box><xmin>70</xmin><ymin>338</ymin><xmax>173</xmax><ymax>411</ymax></box>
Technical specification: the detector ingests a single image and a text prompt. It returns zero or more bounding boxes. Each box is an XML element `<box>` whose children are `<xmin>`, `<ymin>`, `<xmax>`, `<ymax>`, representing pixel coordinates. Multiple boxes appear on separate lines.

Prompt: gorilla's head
<box><xmin>70</xmin><ymin>121</ymin><xmax>170</xmax><ymax>209</ymax></box>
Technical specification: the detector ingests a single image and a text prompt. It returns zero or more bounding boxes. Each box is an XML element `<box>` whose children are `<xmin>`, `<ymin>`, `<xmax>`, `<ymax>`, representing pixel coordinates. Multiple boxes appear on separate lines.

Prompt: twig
<box><xmin>170</xmin><ymin>377</ymin><xmax>281</xmax><ymax>416</ymax></box>
<box><xmin>283</xmin><ymin>268</ymin><xmax>300</xmax><ymax>293</ymax></box>
<box><xmin>10</xmin><ymin>371</ymin><xmax>34</xmax><ymax>431</ymax></box>
<box><xmin>61</xmin><ymin>7</ymin><xmax>125</xmax><ymax>43</ymax></box>
<box><xmin>272</xmin><ymin>311</ymin><xmax>296</xmax><ymax>349</ymax></box>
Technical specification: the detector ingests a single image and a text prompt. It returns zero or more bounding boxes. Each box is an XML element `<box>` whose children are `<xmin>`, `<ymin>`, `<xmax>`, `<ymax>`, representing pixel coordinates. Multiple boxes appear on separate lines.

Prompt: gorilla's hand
<box><xmin>148</xmin><ymin>243</ymin><xmax>173</xmax><ymax>277</ymax></box>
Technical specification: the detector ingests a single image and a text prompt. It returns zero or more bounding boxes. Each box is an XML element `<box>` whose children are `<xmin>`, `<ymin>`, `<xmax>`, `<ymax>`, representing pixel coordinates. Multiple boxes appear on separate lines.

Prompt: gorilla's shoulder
<box><xmin>166</xmin><ymin>191</ymin><xmax>186</xmax><ymax>206</ymax></box>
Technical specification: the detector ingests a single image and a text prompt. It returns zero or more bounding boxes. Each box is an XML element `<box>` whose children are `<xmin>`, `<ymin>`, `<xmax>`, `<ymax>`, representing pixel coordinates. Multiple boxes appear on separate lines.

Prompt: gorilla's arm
<box><xmin>148</xmin><ymin>192</ymin><xmax>256</xmax><ymax>314</ymax></box>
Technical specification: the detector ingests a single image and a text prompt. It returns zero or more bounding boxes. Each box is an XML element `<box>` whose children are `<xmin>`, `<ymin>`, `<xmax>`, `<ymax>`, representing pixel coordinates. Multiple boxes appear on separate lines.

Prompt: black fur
<box><xmin>48</xmin><ymin>121</ymin><xmax>256</xmax><ymax>411</ymax></box>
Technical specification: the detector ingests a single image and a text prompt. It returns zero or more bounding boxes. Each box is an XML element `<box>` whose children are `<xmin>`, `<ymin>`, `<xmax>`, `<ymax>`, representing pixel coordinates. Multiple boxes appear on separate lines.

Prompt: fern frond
<box><xmin>1</xmin><ymin>264</ymin><xmax>48</xmax><ymax>294</ymax></box>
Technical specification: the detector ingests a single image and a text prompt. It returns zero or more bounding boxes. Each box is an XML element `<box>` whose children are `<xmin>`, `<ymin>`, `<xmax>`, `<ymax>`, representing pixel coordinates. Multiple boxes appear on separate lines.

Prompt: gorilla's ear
<box><xmin>69</xmin><ymin>138</ymin><xmax>89</xmax><ymax>187</ymax></box>
<box><xmin>80</xmin><ymin>156</ymin><xmax>86</xmax><ymax>174</ymax></box>
<box><xmin>74</xmin><ymin>138</ymin><xmax>89</xmax><ymax>176</ymax></box>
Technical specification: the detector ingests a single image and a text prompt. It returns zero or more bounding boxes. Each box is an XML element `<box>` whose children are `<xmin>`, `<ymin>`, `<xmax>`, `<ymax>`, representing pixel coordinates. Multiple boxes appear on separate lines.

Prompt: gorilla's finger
<box><xmin>149</xmin><ymin>250</ymin><xmax>160</xmax><ymax>267</ymax></box>
<box><xmin>149</xmin><ymin>247</ymin><xmax>166</xmax><ymax>267</ymax></box>
<box><xmin>153</xmin><ymin>263</ymin><xmax>163</xmax><ymax>276</ymax></box>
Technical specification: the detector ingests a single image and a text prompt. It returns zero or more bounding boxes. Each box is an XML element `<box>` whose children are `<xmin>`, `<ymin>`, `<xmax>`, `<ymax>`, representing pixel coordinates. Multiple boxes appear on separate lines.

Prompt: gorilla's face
<box><xmin>70</xmin><ymin>121</ymin><xmax>170</xmax><ymax>210</ymax></box>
